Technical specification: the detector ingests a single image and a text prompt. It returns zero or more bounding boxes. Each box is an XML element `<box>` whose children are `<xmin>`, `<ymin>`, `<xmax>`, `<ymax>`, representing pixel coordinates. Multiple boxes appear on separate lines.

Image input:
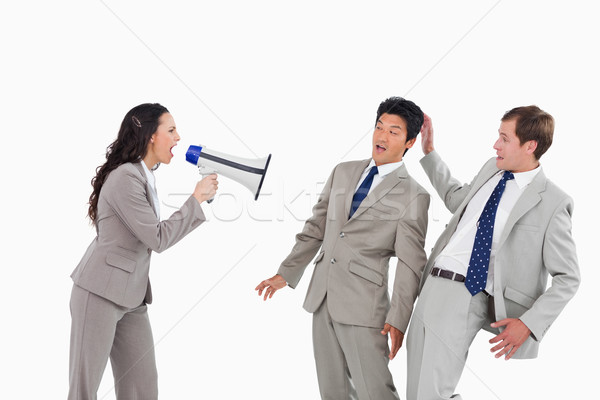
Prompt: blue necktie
<box><xmin>465</xmin><ymin>171</ymin><xmax>515</xmax><ymax>295</ymax></box>
<box><xmin>349</xmin><ymin>166</ymin><xmax>378</xmax><ymax>218</ymax></box>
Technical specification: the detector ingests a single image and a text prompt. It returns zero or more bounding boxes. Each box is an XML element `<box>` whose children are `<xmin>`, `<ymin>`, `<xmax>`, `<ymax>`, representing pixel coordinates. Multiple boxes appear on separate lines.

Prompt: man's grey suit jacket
<box><xmin>71</xmin><ymin>162</ymin><xmax>206</xmax><ymax>308</ymax></box>
<box><xmin>420</xmin><ymin>151</ymin><xmax>580</xmax><ymax>358</ymax></box>
<box><xmin>277</xmin><ymin>159</ymin><xmax>430</xmax><ymax>333</ymax></box>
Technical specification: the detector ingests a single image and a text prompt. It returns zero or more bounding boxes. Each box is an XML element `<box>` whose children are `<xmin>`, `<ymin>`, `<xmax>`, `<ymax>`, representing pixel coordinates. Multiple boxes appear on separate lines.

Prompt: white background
<box><xmin>1</xmin><ymin>1</ymin><xmax>597</xmax><ymax>399</ymax></box>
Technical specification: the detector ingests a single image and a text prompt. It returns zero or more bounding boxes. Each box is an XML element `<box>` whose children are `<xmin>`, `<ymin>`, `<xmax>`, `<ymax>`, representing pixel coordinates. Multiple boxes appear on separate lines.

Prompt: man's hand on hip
<box><xmin>489</xmin><ymin>318</ymin><xmax>531</xmax><ymax>360</ymax></box>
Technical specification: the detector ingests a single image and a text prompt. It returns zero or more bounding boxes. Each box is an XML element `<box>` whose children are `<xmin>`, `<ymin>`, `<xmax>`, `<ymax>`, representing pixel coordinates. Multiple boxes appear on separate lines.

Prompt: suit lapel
<box><xmin>460</xmin><ymin>166</ymin><xmax>501</xmax><ymax>216</ymax></box>
<box><xmin>348</xmin><ymin>163</ymin><xmax>404</xmax><ymax>221</ymax></box>
<box><xmin>344</xmin><ymin>160</ymin><xmax>371</xmax><ymax>218</ymax></box>
<box><xmin>443</xmin><ymin>163</ymin><xmax>500</xmax><ymax>241</ymax></box>
<box><xmin>493</xmin><ymin>169</ymin><xmax>546</xmax><ymax>323</ymax></box>
<box><xmin>497</xmin><ymin>168</ymin><xmax>545</xmax><ymax>248</ymax></box>
<box><xmin>133</xmin><ymin>162</ymin><xmax>159</xmax><ymax>218</ymax></box>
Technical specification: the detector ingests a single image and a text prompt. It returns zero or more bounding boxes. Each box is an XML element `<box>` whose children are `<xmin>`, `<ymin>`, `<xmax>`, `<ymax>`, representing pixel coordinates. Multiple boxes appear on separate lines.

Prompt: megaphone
<box><xmin>185</xmin><ymin>145</ymin><xmax>271</xmax><ymax>202</ymax></box>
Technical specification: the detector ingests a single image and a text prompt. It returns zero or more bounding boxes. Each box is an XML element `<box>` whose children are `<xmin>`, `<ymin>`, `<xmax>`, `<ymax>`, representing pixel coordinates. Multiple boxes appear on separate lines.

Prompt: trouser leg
<box><xmin>68</xmin><ymin>285</ymin><xmax>121</xmax><ymax>400</ymax></box>
<box><xmin>406</xmin><ymin>277</ymin><xmax>488</xmax><ymax>400</ymax></box>
<box><xmin>110</xmin><ymin>303</ymin><xmax>158</xmax><ymax>400</ymax></box>
<box><xmin>313</xmin><ymin>297</ymin><xmax>400</xmax><ymax>400</ymax></box>
<box><xmin>313</xmin><ymin>298</ymin><xmax>358</xmax><ymax>400</ymax></box>
<box><xmin>334</xmin><ymin>318</ymin><xmax>400</xmax><ymax>400</ymax></box>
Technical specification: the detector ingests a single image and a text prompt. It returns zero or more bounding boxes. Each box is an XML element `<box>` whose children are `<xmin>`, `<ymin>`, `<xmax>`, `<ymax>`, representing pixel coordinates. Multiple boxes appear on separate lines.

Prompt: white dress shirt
<box><xmin>434</xmin><ymin>166</ymin><xmax>541</xmax><ymax>292</ymax></box>
<box><xmin>354</xmin><ymin>159</ymin><xmax>404</xmax><ymax>194</ymax></box>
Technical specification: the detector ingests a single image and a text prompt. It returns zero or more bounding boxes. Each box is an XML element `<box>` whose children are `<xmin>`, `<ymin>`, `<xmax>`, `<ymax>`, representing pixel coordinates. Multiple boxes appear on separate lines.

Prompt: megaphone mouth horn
<box><xmin>255</xmin><ymin>153</ymin><xmax>271</xmax><ymax>200</ymax></box>
<box><xmin>196</xmin><ymin>152</ymin><xmax>266</xmax><ymax>175</ymax></box>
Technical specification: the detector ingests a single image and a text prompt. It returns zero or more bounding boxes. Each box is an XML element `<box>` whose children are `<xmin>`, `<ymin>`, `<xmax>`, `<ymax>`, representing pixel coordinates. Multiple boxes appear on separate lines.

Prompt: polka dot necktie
<box><xmin>349</xmin><ymin>166</ymin><xmax>378</xmax><ymax>218</ymax></box>
<box><xmin>465</xmin><ymin>171</ymin><xmax>515</xmax><ymax>295</ymax></box>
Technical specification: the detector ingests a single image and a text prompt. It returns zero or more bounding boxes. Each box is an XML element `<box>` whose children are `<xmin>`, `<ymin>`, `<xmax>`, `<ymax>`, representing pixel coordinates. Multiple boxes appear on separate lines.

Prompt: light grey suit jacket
<box><xmin>71</xmin><ymin>162</ymin><xmax>206</xmax><ymax>308</ymax></box>
<box><xmin>277</xmin><ymin>160</ymin><xmax>430</xmax><ymax>333</ymax></box>
<box><xmin>420</xmin><ymin>151</ymin><xmax>580</xmax><ymax>358</ymax></box>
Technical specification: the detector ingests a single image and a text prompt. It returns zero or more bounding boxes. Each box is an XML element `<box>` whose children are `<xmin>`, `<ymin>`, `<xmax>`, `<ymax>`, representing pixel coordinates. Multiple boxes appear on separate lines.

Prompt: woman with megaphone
<box><xmin>67</xmin><ymin>103</ymin><xmax>218</xmax><ymax>400</ymax></box>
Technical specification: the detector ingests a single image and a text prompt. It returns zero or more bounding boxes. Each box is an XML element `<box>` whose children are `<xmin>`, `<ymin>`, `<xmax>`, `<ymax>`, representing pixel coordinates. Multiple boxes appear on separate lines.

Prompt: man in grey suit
<box><xmin>256</xmin><ymin>97</ymin><xmax>430</xmax><ymax>399</ymax></box>
<box><xmin>406</xmin><ymin>106</ymin><xmax>580</xmax><ymax>400</ymax></box>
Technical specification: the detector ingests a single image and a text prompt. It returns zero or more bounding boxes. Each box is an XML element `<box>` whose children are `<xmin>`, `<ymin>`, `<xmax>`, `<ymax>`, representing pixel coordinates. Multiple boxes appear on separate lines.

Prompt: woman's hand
<box><xmin>193</xmin><ymin>174</ymin><xmax>218</xmax><ymax>203</ymax></box>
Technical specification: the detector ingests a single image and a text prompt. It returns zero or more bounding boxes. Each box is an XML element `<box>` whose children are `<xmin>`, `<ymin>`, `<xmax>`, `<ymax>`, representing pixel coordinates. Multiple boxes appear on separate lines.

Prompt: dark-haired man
<box><xmin>256</xmin><ymin>97</ymin><xmax>430</xmax><ymax>399</ymax></box>
<box><xmin>406</xmin><ymin>106</ymin><xmax>580</xmax><ymax>400</ymax></box>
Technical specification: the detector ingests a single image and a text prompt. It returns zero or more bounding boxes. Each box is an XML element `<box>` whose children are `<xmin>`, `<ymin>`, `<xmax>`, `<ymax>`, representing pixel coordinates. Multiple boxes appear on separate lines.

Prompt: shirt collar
<box><xmin>367</xmin><ymin>159</ymin><xmax>404</xmax><ymax>177</ymax></box>
<box><xmin>499</xmin><ymin>165</ymin><xmax>541</xmax><ymax>190</ymax></box>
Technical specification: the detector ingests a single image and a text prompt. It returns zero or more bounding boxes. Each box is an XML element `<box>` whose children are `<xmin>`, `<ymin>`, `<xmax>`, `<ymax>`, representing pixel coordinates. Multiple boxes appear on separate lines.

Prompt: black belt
<box><xmin>431</xmin><ymin>267</ymin><xmax>465</xmax><ymax>282</ymax></box>
<box><xmin>430</xmin><ymin>267</ymin><xmax>493</xmax><ymax>298</ymax></box>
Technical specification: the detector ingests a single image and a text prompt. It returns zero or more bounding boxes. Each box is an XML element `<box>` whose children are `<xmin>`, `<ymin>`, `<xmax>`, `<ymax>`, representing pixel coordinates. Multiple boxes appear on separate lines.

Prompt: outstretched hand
<box><xmin>255</xmin><ymin>274</ymin><xmax>287</xmax><ymax>301</ymax></box>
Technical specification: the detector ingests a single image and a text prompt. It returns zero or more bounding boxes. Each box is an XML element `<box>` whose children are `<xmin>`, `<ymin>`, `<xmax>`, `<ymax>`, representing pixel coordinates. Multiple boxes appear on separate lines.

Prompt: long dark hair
<box><xmin>88</xmin><ymin>103</ymin><xmax>169</xmax><ymax>224</ymax></box>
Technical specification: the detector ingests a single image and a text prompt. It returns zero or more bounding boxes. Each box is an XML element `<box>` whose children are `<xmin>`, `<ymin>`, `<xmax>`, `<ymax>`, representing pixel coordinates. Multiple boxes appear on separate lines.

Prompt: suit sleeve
<box><xmin>276</xmin><ymin>166</ymin><xmax>336</xmax><ymax>288</ymax></box>
<box><xmin>420</xmin><ymin>150</ymin><xmax>481</xmax><ymax>213</ymax></box>
<box><xmin>103</xmin><ymin>166</ymin><xmax>206</xmax><ymax>253</ymax></box>
<box><xmin>518</xmin><ymin>196</ymin><xmax>580</xmax><ymax>341</ymax></box>
<box><xmin>386</xmin><ymin>191</ymin><xmax>430</xmax><ymax>333</ymax></box>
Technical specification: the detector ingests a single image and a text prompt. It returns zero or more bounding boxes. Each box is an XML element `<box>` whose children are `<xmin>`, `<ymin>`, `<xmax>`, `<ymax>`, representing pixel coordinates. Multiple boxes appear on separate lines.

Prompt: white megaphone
<box><xmin>185</xmin><ymin>145</ymin><xmax>271</xmax><ymax>202</ymax></box>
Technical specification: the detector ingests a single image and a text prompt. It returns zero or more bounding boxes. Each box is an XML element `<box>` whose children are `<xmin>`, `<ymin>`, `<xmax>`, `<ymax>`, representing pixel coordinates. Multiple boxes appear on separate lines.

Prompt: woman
<box><xmin>68</xmin><ymin>103</ymin><xmax>217</xmax><ymax>399</ymax></box>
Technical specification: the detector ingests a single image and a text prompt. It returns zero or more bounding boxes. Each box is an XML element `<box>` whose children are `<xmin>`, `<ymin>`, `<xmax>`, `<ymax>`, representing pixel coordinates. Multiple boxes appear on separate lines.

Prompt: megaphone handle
<box><xmin>201</xmin><ymin>173</ymin><xmax>215</xmax><ymax>204</ymax></box>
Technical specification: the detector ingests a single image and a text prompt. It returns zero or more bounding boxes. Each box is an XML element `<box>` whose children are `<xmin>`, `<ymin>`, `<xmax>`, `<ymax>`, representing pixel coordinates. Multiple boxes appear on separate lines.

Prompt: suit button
<box><xmin>148</xmin><ymin>249</ymin><xmax>152</xmax><ymax>255</ymax></box>
<box><xmin>339</xmin><ymin>232</ymin><xmax>345</xmax><ymax>238</ymax></box>
<box><xmin>330</xmin><ymin>258</ymin><xmax>336</xmax><ymax>264</ymax></box>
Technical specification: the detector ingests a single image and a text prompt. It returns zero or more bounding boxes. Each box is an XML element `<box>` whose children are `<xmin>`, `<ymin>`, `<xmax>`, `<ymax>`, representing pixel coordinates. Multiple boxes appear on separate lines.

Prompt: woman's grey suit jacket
<box><xmin>71</xmin><ymin>162</ymin><xmax>206</xmax><ymax>308</ymax></box>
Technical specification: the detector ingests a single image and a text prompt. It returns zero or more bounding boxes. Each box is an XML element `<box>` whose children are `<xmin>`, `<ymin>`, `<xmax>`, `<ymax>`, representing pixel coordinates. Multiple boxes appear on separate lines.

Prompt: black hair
<box><xmin>375</xmin><ymin>96</ymin><xmax>424</xmax><ymax>142</ymax></box>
